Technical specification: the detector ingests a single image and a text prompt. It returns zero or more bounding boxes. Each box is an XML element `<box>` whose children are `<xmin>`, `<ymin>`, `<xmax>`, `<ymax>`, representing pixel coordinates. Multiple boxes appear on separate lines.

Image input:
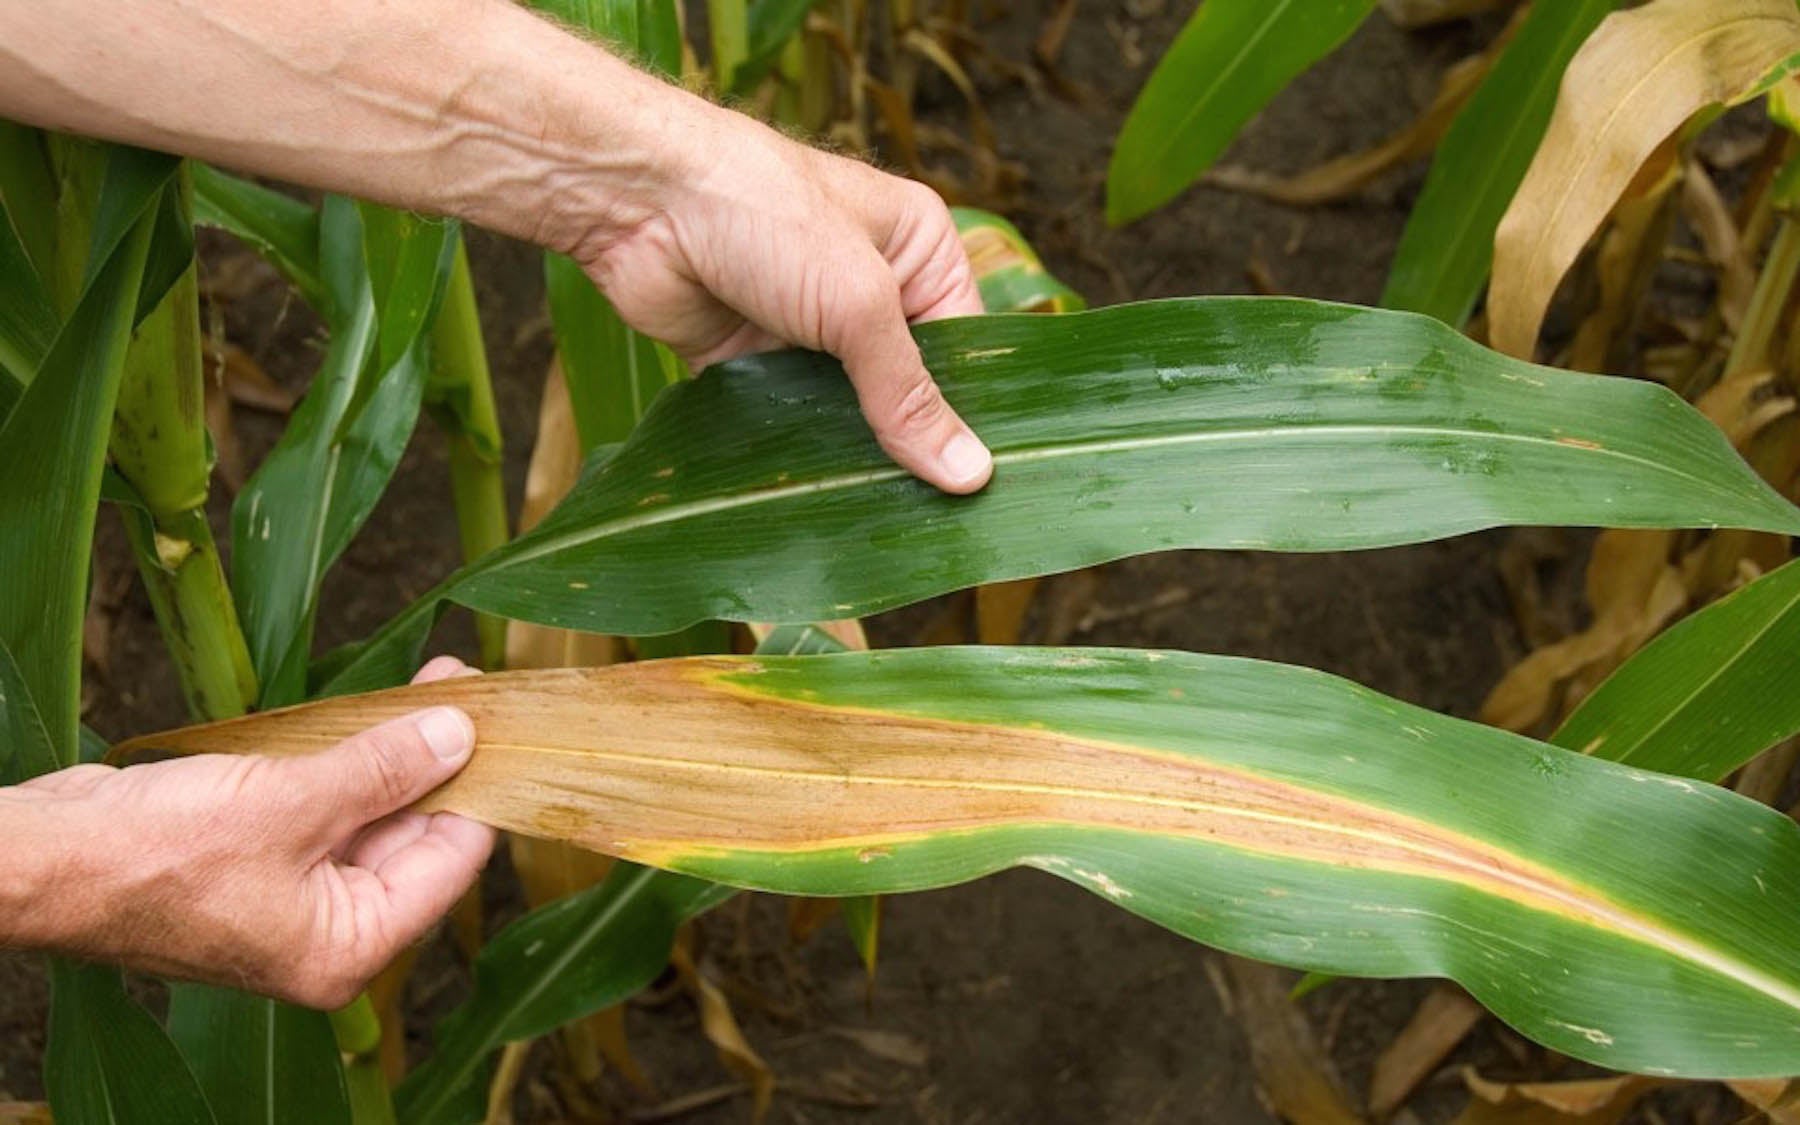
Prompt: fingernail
<box><xmin>940</xmin><ymin>431</ymin><xmax>992</xmax><ymax>488</ymax></box>
<box><xmin>417</xmin><ymin>707</ymin><xmax>474</xmax><ymax>761</ymax></box>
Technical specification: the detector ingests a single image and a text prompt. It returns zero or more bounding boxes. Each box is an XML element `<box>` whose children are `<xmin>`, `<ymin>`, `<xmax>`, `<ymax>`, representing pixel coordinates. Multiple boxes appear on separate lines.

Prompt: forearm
<box><xmin>0</xmin><ymin>0</ymin><xmax>714</xmax><ymax>256</ymax></box>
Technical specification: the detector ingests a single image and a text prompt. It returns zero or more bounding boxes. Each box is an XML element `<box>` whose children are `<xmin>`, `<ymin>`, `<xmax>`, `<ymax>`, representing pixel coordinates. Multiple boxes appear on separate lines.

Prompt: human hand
<box><xmin>6</xmin><ymin>656</ymin><xmax>494</xmax><ymax>1008</ymax></box>
<box><xmin>577</xmin><ymin>111</ymin><xmax>993</xmax><ymax>494</ymax></box>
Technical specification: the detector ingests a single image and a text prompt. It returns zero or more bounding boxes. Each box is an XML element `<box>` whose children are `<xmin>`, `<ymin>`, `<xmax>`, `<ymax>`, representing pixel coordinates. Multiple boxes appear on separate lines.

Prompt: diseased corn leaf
<box><xmin>1488</xmin><ymin>0</ymin><xmax>1800</xmax><ymax>357</ymax></box>
<box><xmin>383</xmin><ymin>625</ymin><xmax>831</xmax><ymax>1124</ymax></box>
<box><xmin>47</xmin><ymin>962</ymin><xmax>216</xmax><ymax>1125</ymax></box>
<box><xmin>1554</xmin><ymin>558</ymin><xmax>1800</xmax><ymax>781</ymax></box>
<box><xmin>951</xmin><ymin>207</ymin><xmax>1084</xmax><ymax>313</ymax></box>
<box><xmin>191</xmin><ymin>164</ymin><xmax>323</xmax><ymax>307</ymax></box>
<box><xmin>123</xmin><ymin>647</ymin><xmax>1800</xmax><ymax>1077</ymax></box>
<box><xmin>1381</xmin><ymin>0</ymin><xmax>1620</xmax><ymax>325</ymax></box>
<box><xmin>166</xmin><ymin>985</ymin><xmax>351</xmax><ymax>1125</ymax></box>
<box><xmin>1106</xmin><ymin>0</ymin><xmax>1378</xmax><ymax>225</ymax></box>
<box><xmin>395</xmin><ymin>864</ymin><xmax>734</xmax><ymax>1125</ymax></box>
<box><xmin>0</xmin><ymin>147</ymin><xmax>170</xmax><ymax>765</ymax></box>
<box><xmin>449</xmin><ymin>298</ymin><xmax>1798</xmax><ymax>637</ymax></box>
<box><xmin>232</xmin><ymin>197</ymin><xmax>455</xmax><ymax>706</ymax></box>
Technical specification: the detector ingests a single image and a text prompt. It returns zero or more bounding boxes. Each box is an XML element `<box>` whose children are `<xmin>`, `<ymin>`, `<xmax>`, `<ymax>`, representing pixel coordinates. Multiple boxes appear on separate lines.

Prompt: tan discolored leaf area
<box><xmin>1488</xmin><ymin>0</ymin><xmax>1800</xmax><ymax>358</ymax></box>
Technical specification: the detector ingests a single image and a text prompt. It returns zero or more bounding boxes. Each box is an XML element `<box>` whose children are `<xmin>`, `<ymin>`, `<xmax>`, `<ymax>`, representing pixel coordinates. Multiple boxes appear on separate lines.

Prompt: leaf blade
<box><xmin>447</xmin><ymin>298</ymin><xmax>1800</xmax><ymax>636</ymax></box>
<box><xmin>125</xmin><ymin>648</ymin><xmax>1800</xmax><ymax>1078</ymax></box>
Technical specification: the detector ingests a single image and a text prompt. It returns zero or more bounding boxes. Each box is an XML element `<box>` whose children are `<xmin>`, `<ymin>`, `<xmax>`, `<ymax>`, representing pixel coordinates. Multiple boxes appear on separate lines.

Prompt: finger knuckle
<box><xmin>353</xmin><ymin>726</ymin><xmax>425</xmax><ymax>807</ymax></box>
<box><xmin>882</xmin><ymin>376</ymin><xmax>949</xmax><ymax>441</ymax></box>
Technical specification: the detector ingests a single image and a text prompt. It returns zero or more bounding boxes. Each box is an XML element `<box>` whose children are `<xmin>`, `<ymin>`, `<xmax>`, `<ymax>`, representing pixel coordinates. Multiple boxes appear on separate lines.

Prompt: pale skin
<box><xmin>0</xmin><ymin>0</ymin><xmax>991</xmax><ymax>1006</ymax></box>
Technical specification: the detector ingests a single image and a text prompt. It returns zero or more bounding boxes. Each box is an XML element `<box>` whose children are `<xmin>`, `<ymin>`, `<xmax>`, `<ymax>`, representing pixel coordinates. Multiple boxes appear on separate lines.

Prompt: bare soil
<box><xmin>2</xmin><ymin>3</ymin><xmax>1717</xmax><ymax>1123</ymax></box>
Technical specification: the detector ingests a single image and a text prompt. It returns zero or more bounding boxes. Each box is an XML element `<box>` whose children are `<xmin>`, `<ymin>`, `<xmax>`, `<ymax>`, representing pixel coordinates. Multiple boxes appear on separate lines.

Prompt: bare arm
<box><xmin>0</xmin><ymin>0</ymin><xmax>993</xmax><ymax>490</ymax></box>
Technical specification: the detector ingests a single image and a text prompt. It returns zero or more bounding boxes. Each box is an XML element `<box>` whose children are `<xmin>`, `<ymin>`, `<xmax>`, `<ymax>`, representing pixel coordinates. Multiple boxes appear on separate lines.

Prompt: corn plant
<box><xmin>12</xmin><ymin>5</ymin><xmax>1800</xmax><ymax>1125</ymax></box>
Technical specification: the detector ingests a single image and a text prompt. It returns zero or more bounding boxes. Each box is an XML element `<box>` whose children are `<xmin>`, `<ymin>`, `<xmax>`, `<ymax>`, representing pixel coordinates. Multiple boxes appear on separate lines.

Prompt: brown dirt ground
<box><xmin>0</xmin><ymin>3</ymin><xmax>1752</xmax><ymax>1123</ymax></box>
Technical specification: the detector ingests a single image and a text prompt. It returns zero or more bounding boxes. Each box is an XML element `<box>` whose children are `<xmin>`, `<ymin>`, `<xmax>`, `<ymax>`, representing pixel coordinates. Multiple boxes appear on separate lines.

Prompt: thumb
<box><xmin>291</xmin><ymin>707</ymin><xmax>476</xmax><ymax>845</ymax></box>
<box><xmin>826</xmin><ymin>258</ymin><xmax>993</xmax><ymax>495</ymax></box>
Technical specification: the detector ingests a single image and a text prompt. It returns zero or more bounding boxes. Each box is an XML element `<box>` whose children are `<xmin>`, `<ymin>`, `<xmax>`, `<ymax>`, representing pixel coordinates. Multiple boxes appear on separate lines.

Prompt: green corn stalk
<box><xmin>709</xmin><ymin>0</ymin><xmax>750</xmax><ymax>92</ymax></box>
<box><xmin>46</xmin><ymin>140</ymin><xmax>259</xmax><ymax>722</ymax></box>
<box><xmin>424</xmin><ymin>238</ymin><xmax>508</xmax><ymax>669</ymax></box>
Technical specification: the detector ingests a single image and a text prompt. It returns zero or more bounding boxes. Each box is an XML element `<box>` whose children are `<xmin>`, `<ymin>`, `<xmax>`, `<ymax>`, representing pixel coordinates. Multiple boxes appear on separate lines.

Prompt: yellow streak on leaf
<box><xmin>1489</xmin><ymin>0</ymin><xmax>1800</xmax><ymax>357</ymax></box>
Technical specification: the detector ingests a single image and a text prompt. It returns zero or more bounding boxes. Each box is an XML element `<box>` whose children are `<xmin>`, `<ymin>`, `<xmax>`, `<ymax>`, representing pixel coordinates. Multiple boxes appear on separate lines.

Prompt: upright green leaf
<box><xmin>167</xmin><ymin>985</ymin><xmax>351</xmax><ymax>1125</ymax></box>
<box><xmin>0</xmin><ymin>202</ymin><xmax>57</xmax><ymax>386</ymax></box>
<box><xmin>395</xmin><ymin>865</ymin><xmax>733</xmax><ymax>1125</ymax></box>
<box><xmin>1106</xmin><ymin>0</ymin><xmax>1378</xmax><ymax>225</ymax></box>
<box><xmin>0</xmin><ymin>147</ymin><xmax>172</xmax><ymax>762</ymax></box>
<box><xmin>136</xmin><ymin>646</ymin><xmax>1800</xmax><ymax>1078</ymax></box>
<box><xmin>47</xmin><ymin>962</ymin><xmax>216</xmax><ymax>1125</ymax></box>
<box><xmin>191</xmin><ymin>163</ymin><xmax>323</xmax><ymax>307</ymax></box>
<box><xmin>730</xmin><ymin>0</ymin><xmax>815</xmax><ymax>95</ymax></box>
<box><xmin>0</xmin><ymin>121</ymin><xmax>59</xmax><ymax>281</ymax></box>
<box><xmin>544</xmin><ymin>252</ymin><xmax>681</xmax><ymax>450</ymax></box>
<box><xmin>526</xmin><ymin>0</ymin><xmax>681</xmax><ymax>74</ymax></box>
<box><xmin>0</xmin><ymin>637</ymin><xmax>56</xmax><ymax>787</ymax></box>
<box><xmin>232</xmin><ymin>198</ymin><xmax>454</xmax><ymax>706</ymax></box>
<box><xmin>1381</xmin><ymin>0</ymin><xmax>1620</xmax><ymax>325</ymax></box>
<box><xmin>1555</xmin><ymin>558</ymin><xmax>1800</xmax><ymax>780</ymax></box>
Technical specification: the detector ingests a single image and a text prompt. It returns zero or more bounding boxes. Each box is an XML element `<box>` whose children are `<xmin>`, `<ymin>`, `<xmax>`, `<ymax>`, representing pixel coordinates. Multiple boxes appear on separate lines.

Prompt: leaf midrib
<box><xmin>482</xmin><ymin>420</ymin><xmax>1757</xmax><ymax>576</ymax></box>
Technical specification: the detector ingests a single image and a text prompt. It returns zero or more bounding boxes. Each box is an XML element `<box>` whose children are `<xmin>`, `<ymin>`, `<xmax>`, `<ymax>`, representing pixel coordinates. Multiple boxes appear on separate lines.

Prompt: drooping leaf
<box><xmin>0</xmin><ymin>147</ymin><xmax>172</xmax><ymax>764</ymax></box>
<box><xmin>231</xmin><ymin>197</ymin><xmax>454</xmax><ymax>706</ymax></box>
<box><xmin>1553</xmin><ymin>558</ymin><xmax>1800</xmax><ymax>781</ymax></box>
<box><xmin>190</xmin><ymin>162</ymin><xmax>323</xmax><ymax>307</ymax></box>
<box><xmin>46</xmin><ymin>962</ymin><xmax>216</xmax><ymax>1125</ymax></box>
<box><xmin>394</xmin><ymin>864</ymin><xmax>734</xmax><ymax>1125</ymax></box>
<box><xmin>1380</xmin><ymin>0</ymin><xmax>1620</xmax><ymax>325</ymax></box>
<box><xmin>1106</xmin><ymin>0</ymin><xmax>1379</xmax><ymax>225</ymax></box>
<box><xmin>125</xmin><ymin>647</ymin><xmax>1800</xmax><ymax>1078</ymax></box>
<box><xmin>1488</xmin><ymin>0</ymin><xmax>1800</xmax><ymax>356</ymax></box>
<box><xmin>167</xmin><ymin>985</ymin><xmax>351</xmax><ymax>1125</ymax></box>
<box><xmin>446</xmin><ymin>298</ymin><xmax>1796</xmax><ymax>638</ymax></box>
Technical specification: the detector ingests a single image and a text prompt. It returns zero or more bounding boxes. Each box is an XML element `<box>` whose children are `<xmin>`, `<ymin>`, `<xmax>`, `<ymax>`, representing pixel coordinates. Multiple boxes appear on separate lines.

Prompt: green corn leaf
<box><xmin>527</xmin><ymin>0</ymin><xmax>681</xmax><ymax>75</ymax></box>
<box><xmin>231</xmin><ymin>197</ymin><xmax>455</xmax><ymax>706</ymax></box>
<box><xmin>0</xmin><ymin>121</ymin><xmax>59</xmax><ymax>281</ymax></box>
<box><xmin>0</xmin><ymin>198</ymin><xmax>57</xmax><ymax>387</ymax></box>
<box><xmin>130</xmin><ymin>645</ymin><xmax>1800</xmax><ymax>1078</ymax></box>
<box><xmin>0</xmin><ymin>637</ymin><xmax>57</xmax><ymax>788</ymax></box>
<box><xmin>1381</xmin><ymin>0</ymin><xmax>1620</xmax><ymax>325</ymax></box>
<box><xmin>47</xmin><ymin>962</ymin><xmax>216</xmax><ymax>1125</ymax></box>
<box><xmin>730</xmin><ymin>0</ymin><xmax>815</xmax><ymax>95</ymax></box>
<box><xmin>191</xmin><ymin>162</ymin><xmax>324</xmax><ymax>307</ymax></box>
<box><xmin>167</xmin><ymin>985</ymin><xmax>351</xmax><ymax>1125</ymax></box>
<box><xmin>438</xmin><ymin>298</ymin><xmax>1800</xmax><ymax>636</ymax></box>
<box><xmin>0</xmin><ymin>146</ymin><xmax>172</xmax><ymax>764</ymax></box>
<box><xmin>1555</xmin><ymin>558</ymin><xmax>1800</xmax><ymax>781</ymax></box>
<box><xmin>1106</xmin><ymin>0</ymin><xmax>1377</xmax><ymax>225</ymax></box>
<box><xmin>394</xmin><ymin>864</ymin><xmax>734</xmax><ymax>1125</ymax></box>
<box><xmin>544</xmin><ymin>252</ymin><xmax>682</xmax><ymax>450</ymax></box>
